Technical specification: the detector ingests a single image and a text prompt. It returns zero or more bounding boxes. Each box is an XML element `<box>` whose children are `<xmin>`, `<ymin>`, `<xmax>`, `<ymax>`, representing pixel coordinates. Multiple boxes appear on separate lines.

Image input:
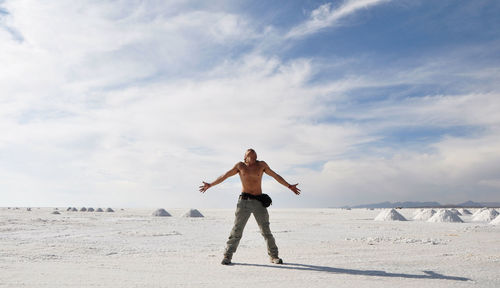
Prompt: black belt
<box><xmin>239</xmin><ymin>193</ymin><xmax>273</xmax><ymax>208</ymax></box>
<box><xmin>239</xmin><ymin>192</ymin><xmax>258</xmax><ymax>200</ymax></box>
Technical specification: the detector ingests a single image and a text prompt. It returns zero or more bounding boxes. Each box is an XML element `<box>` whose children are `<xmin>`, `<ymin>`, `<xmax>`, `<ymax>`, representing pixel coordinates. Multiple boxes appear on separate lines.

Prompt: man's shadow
<box><xmin>233</xmin><ymin>262</ymin><xmax>470</xmax><ymax>281</ymax></box>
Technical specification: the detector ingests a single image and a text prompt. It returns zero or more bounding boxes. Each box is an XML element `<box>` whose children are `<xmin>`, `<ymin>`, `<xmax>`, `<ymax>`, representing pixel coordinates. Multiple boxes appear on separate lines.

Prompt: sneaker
<box><xmin>221</xmin><ymin>257</ymin><xmax>231</xmax><ymax>265</ymax></box>
<box><xmin>270</xmin><ymin>257</ymin><xmax>283</xmax><ymax>264</ymax></box>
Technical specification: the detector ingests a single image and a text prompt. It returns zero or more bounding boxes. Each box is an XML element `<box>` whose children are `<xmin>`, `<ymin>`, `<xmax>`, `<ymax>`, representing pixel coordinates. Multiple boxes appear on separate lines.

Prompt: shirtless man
<box><xmin>199</xmin><ymin>149</ymin><xmax>300</xmax><ymax>265</ymax></box>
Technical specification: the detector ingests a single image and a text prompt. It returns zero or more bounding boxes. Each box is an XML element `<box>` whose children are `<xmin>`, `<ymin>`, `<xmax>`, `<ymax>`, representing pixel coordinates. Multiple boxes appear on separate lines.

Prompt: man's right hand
<box><xmin>199</xmin><ymin>181</ymin><xmax>211</xmax><ymax>193</ymax></box>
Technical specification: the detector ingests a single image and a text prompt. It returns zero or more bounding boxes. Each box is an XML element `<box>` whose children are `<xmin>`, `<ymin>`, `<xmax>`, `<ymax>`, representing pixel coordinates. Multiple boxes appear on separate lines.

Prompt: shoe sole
<box><xmin>271</xmin><ymin>259</ymin><xmax>283</xmax><ymax>264</ymax></box>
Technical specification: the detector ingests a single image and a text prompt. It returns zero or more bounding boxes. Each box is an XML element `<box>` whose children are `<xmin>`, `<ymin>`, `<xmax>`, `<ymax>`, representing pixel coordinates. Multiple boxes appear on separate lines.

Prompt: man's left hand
<box><xmin>289</xmin><ymin>183</ymin><xmax>301</xmax><ymax>195</ymax></box>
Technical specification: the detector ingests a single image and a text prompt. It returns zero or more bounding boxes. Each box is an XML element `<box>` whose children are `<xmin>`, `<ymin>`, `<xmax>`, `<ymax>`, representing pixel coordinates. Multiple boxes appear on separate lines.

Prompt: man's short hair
<box><xmin>246</xmin><ymin>148</ymin><xmax>257</xmax><ymax>158</ymax></box>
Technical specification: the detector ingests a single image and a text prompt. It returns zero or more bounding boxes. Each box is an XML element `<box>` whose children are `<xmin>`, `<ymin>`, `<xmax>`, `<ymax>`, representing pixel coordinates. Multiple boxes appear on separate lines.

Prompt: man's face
<box><xmin>244</xmin><ymin>150</ymin><xmax>257</xmax><ymax>163</ymax></box>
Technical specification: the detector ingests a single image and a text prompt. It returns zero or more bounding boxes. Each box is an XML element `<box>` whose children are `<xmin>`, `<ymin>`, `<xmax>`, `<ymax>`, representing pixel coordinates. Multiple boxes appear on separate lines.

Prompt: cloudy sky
<box><xmin>1</xmin><ymin>0</ymin><xmax>499</xmax><ymax>208</ymax></box>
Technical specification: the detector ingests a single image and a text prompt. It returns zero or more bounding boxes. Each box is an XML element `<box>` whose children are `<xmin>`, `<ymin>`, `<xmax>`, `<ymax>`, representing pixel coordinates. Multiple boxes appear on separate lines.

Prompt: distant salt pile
<box><xmin>472</xmin><ymin>209</ymin><xmax>499</xmax><ymax>222</ymax></box>
<box><xmin>490</xmin><ymin>215</ymin><xmax>500</xmax><ymax>225</ymax></box>
<box><xmin>96</xmin><ymin>208</ymin><xmax>104</xmax><ymax>212</ymax></box>
<box><xmin>450</xmin><ymin>208</ymin><xmax>462</xmax><ymax>216</ymax></box>
<box><xmin>427</xmin><ymin>209</ymin><xmax>463</xmax><ymax>223</ymax></box>
<box><xmin>472</xmin><ymin>207</ymin><xmax>488</xmax><ymax>217</ymax></box>
<box><xmin>152</xmin><ymin>208</ymin><xmax>171</xmax><ymax>217</ymax></box>
<box><xmin>80</xmin><ymin>207</ymin><xmax>87</xmax><ymax>212</ymax></box>
<box><xmin>27</xmin><ymin>208</ymin><xmax>32</xmax><ymax>211</ymax></box>
<box><xmin>374</xmin><ymin>209</ymin><xmax>407</xmax><ymax>221</ymax></box>
<box><xmin>413</xmin><ymin>209</ymin><xmax>424</xmax><ymax>216</ymax></box>
<box><xmin>87</xmin><ymin>208</ymin><xmax>95</xmax><ymax>212</ymax></box>
<box><xmin>51</xmin><ymin>211</ymin><xmax>60</xmax><ymax>215</ymax></box>
<box><xmin>182</xmin><ymin>209</ymin><xmax>204</xmax><ymax>218</ymax></box>
<box><xmin>67</xmin><ymin>207</ymin><xmax>73</xmax><ymax>211</ymax></box>
<box><xmin>71</xmin><ymin>207</ymin><xmax>78</xmax><ymax>212</ymax></box>
<box><xmin>459</xmin><ymin>208</ymin><xmax>472</xmax><ymax>215</ymax></box>
<box><xmin>413</xmin><ymin>209</ymin><xmax>436</xmax><ymax>221</ymax></box>
<box><xmin>105</xmin><ymin>208</ymin><xmax>114</xmax><ymax>212</ymax></box>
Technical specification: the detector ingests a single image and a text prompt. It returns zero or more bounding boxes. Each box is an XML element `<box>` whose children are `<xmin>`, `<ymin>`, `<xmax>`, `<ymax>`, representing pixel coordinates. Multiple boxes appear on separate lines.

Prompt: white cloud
<box><xmin>0</xmin><ymin>0</ymin><xmax>259</xmax><ymax>102</ymax></box>
<box><xmin>1</xmin><ymin>0</ymin><xmax>499</xmax><ymax>208</ymax></box>
<box><xmin>0</xmin><ymin>47</ymin><xmax>373</xmax><ymax>207</ymax></box>
<box><xmin>478</xmin><ymin>179</ymin><xmax>500</xmax><ymax>189</ymax></box>
<box><xmin>286</xmin><ymin>0</ymin><xmax>390</xmax><ymax>39</ymax></box>
<box><xmin>303</xmin><ymin>130</ymin><xmax>500</xmax><ymax>206</ymax></box>
<box><xmin>337</xmin><ymin>92</ymin><xmax>500</xmax><ymax>130</ymax></box>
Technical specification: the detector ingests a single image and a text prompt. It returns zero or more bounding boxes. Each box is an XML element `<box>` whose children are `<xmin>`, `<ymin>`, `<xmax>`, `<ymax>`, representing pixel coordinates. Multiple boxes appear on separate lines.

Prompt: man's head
<box><xmin>244</xmin><ymin>149</ymin><xmax>257</xmax><ymax>164</ymax></box>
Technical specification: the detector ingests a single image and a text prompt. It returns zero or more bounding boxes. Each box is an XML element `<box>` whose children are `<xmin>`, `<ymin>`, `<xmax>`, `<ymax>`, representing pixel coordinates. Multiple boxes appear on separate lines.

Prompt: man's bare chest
<box><xmin>239</xmin><ymin>164</ymin><xmax>264</xmax><ymax>178</ymax></box>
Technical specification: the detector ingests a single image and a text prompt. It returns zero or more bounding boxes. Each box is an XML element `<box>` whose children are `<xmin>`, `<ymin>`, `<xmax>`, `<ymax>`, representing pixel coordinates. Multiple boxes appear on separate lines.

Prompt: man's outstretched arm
<box><xmin>262</xmin><ymin>161</ymin><xmax>301</xmax><ymax>195</ymax></box>
<box><xmin>199</xmin><ymin>163</ymin><xmax>239</xmax><ymax>193</ymax></box>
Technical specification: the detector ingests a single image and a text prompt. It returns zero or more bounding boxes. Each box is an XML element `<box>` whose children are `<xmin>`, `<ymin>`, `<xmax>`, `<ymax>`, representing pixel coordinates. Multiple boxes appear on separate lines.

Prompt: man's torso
<box><xmin>237</xmin><ymin>161</ymin><xmax>265</xmax><ymax>195</ymax></box>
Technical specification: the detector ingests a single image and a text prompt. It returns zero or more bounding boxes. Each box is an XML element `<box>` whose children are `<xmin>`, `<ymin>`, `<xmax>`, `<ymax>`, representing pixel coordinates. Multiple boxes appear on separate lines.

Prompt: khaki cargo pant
<box><xmin>224</xmin><ymin>198</ymin><xmax>279</xmax><ymax>259</ymax></box>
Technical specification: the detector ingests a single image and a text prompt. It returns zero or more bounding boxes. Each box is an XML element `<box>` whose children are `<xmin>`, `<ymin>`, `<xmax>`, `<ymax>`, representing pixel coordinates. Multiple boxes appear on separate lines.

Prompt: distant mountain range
<box><xmin>342</xmin><ymin>200</ymin><xmax>500</xmax><ymax>209</ymax></box>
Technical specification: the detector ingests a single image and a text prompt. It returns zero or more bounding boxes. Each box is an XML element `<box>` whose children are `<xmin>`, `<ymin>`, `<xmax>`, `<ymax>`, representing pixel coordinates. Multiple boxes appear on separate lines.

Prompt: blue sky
<box><xmin>1</xmin><ymin>0</ymin><xmax>499</xmax><ymax>208</ymax></box>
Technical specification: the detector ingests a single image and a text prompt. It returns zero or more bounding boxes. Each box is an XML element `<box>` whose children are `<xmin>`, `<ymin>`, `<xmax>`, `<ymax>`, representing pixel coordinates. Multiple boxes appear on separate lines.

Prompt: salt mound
<box><xmin>374</xmin><ymin>209</ymin><xmax>407</xmax><ymax>221</ymax></box>
<box><xmin>152</xmin><ymin>208</ymin><xmax>171</xmax><ymax>217</ymax></box>
<box><xmin>87</xmin><ymin>208</ymin><xmax>95</xmax><ymax>212</ymax></box>
<box><xmin>459</xmin><ymin>208</ymin><xmax>472</xmax><ymax>215</ymax></box>
<box><xmin>450</xmin><ymin>208</ymin><xmax>462</xmax><ymax>216</ymax></box>
<box><xmin>105</xmin><ymin>208</ymin><xmax>114</xmax><ymax>212</ymax></box>
<box><xmin>472</xmin><ymin>209</ymin><xmax>499</xmax><ymax>222</ymax></box>
<box><xmin>427</xmin><ymin>209</ymin><xmax>463</xmax><ymax>223</ymax></box>
<box><xmin>67</xmin><ymin>207</ymin><xmax>73</xmax><ymax>211</ymax></box>
<box><xmin>95</xmin><ymin>208</ymin><xmax>104</xmax><ymax>212</ymax></box>
<box><xmin>413</xmin><ymin>209</ymin><xmax>436</xmax><ymax>221</ymax></box>
<box><xmin>182</xmin><ymin>209</ymin><xmax>204</xmax><ymax>218</ymax></box>
<box><xmin>490</xmin><ymin>215</ymin><xmax>500</xmax><ymax>225</ymax></box>
<box><xmin>413</xmin><ymin>209</ymin><xmax>425</xmax><ymax>217</ymax></box>
<box><xmin>472</xmin><ymin>207</ymin><xmax>488</xmax><ymax>217</ymax></box>
<box><xmin>51</xmin><ymin>211</ymin><xmax>60</xmax><ymax>215</ymax></box>
<box><xmin>80</xmin><ymin>207</ymin><xmax>87</xmax><ymax>212</ymax></box>
<box><xmin>71</xmin><ymin>207</ymin><xmax>78</xmax><ymax>212</ymax></box>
